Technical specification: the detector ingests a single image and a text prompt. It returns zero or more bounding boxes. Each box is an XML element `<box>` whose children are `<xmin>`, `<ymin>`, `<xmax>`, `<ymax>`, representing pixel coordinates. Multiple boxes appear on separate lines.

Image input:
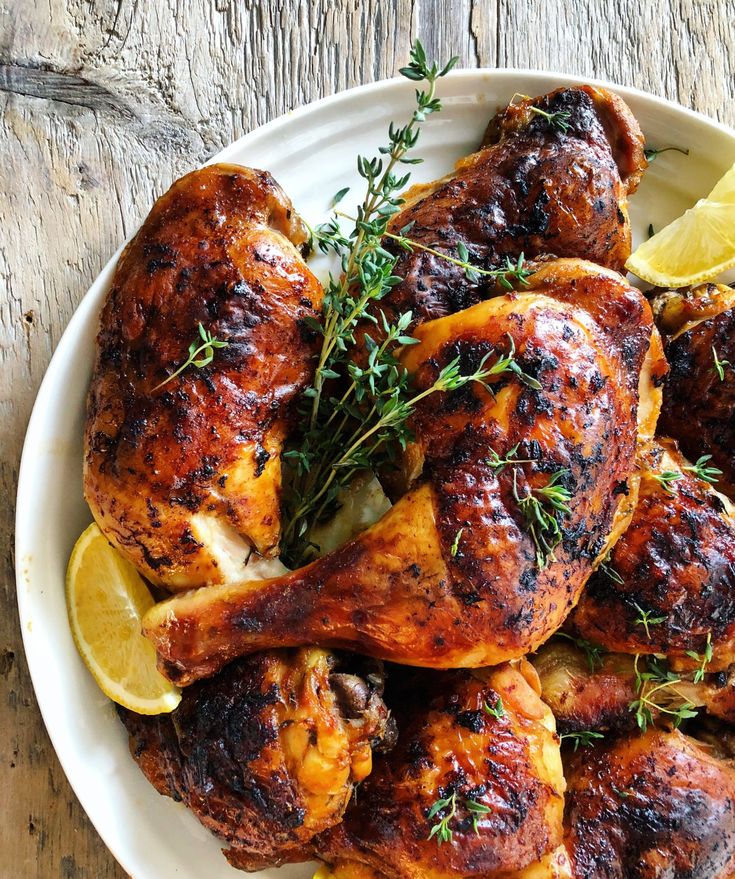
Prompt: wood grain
<box><xmin>1</xmin><ymin>1</ymin><xmax>734</xmax><ymax>875</ymax></box>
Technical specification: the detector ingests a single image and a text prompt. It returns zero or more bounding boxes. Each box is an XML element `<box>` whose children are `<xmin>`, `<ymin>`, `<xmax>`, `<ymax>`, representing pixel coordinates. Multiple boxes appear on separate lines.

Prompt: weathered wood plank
<box><xmin>1</xmin><ymin>1</ymin><xmax>733</xmax><ymax>875</ymax></box>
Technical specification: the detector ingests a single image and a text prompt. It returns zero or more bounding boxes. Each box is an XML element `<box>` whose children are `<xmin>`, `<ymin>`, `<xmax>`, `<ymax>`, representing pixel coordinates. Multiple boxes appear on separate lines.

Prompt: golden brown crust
<box><xmin>318</xmin><ymin>662</ymin><xmax>565</xmax><ymax>879</ymax></box>
<box><xmin>564</xmin><ymin>729</ymin><xmax>735</xmax><ymax>879</ymax></box>
<box><xmin>142</xmin><ymin>260</ymin><xmax>659</xmax><ymax>685</ymax></box>
<box><xmin>656</xmin><ymin>285</ymin><xmax>735</xmax><ymax>500</ymax></box>
<box><xmin>569</xmin><ymin>439</ymin><xmax>735</xmax><ymax>670</ymax></box>
<box><xmin>84</xmin><ymin>164</ymin><xmax>323</xmax><ymax>589</ymax></box>
<box><xmin>118</xmin><ymin>648</ymin><xmax>391</xmax><ymax>870</ymax></box>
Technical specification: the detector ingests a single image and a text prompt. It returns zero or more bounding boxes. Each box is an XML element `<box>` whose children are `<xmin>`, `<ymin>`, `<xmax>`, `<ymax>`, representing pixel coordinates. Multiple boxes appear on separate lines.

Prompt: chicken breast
<box><xmin>84</xmin><ymin>164</ymin><xmax>323</xmax><ymax>589</ymax></box>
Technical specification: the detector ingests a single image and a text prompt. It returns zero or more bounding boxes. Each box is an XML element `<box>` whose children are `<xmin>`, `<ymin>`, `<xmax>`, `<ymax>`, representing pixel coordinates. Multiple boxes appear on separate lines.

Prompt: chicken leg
<box><xmin>144</xmin><ymin>259</ymin><xmax>665</xmax><ymax>684</ymax></box>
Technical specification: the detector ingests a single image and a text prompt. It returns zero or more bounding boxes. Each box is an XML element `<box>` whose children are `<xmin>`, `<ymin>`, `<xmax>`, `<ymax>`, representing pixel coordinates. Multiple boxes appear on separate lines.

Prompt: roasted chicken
<box><xmin>143</xmin><ymin>259</ymin><xmax>664</xmax><ymax>684</ymax></box>
<box><xmin>358</xmin><ymin>86</ymin><xmax>645</xmax><ymax>341</ymax></box>
<box><xmin>564</xmin><ymin>729</ymin><xmax>735</xmax><ymax>878</ymax></box>
<box><xmin>568</xmin><ymin>438</ymin><xmax>735</xmax><ymax>671</ymax></box>
<box><xmin>118</xmin><ymin>648</ymin><xmax>394</xmax><ymax>870</ymax></box>
<box><xmin>317</xmin><ymin>661</ymin><xmax>566</xmax><ymax>879</ymax></box>
<box><xmin>655</xmin><ymin>283</ymin><xmax>735</xmax><ymax>499</ymax></box>
<box><xmin>84</xmin><ymin>164</ymin><xmax>323</xmax><ymax>589</ymax></box>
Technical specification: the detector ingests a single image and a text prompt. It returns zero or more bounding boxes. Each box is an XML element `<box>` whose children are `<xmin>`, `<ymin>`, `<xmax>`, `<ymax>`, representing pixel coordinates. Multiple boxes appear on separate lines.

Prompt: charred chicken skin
<box><xmin>564</xmin><ymin>729</ymin><xmax>735</xmax><ymax>879</ymax></box>
<box><xmin>568</xmin><ymin>438</ymin><xmax>735</xmax><ymax>672</ymax></box>
<box><xmin>317</xmin><ymin>661</ymin><xmax>566</xmax><ymax>879</ymax></box>
<box><xmin>84</xmin><ymin>164</ymin><xmax>323</xmax><ymax>589</ymax></box>
<box><xmin>359</xmin><ymin>86</ymin><xmax>645</xmax><ymax>340</ymax></box>
<box><xmin>143</xmin><ymin>259</ymin><xmax>664</xmax><ymax>685</ymax></box>
<box><xmin>118</xmin><ymin>648</ymin><xmax>394</xmax><ymax>870</ymax></box>
<box><xmin>655</xmin><ymin>283</ymin><xmax>735</xmax><ymax>500</ymax></box>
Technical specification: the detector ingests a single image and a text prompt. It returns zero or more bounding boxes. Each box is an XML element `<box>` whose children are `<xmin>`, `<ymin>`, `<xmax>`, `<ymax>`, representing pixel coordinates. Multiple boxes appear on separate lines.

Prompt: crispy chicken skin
<box><xmin>118</xmin><ymin>648</ymin><xmax>393</xmax><ymax>870</ymax></box>
<box><xmin>568</xmin><ymin>439</ymin><xmax>735</xmax><ymax>671</ymax></box>
<box><xmin>564</xmin><ymin>729</ymin><xmax>735</xmax><ymax>879</ymax></box>
<box><xmin>318</xmin><ymin>661</ymin><xmax>565</xmax><ymax>879</ymax></box>
<box><xmin>655</xmin><ymin>284</ymin><xmax>735</xmax><ymax>500</ymax></box>
<box><xmin>143</xmin><ymin>259</ymin><xmax>664</xmax><ymax>685</ymax></box>
<box><xmin>361</xmin><ymin>86</ymin><xmax>645</xmax><ymax>336</ymax></box>
<box><xmin>84</xmin><ymin>164</ymin><xmax>323</xmax><ymax>589</ymax></box>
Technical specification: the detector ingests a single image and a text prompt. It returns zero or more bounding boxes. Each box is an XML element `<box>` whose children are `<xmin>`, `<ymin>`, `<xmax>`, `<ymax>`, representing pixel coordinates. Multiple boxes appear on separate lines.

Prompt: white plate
<box><xmin>15</xmin><ymin>69</ymin><xmax>735</xmax><ymax>879</ymax></box>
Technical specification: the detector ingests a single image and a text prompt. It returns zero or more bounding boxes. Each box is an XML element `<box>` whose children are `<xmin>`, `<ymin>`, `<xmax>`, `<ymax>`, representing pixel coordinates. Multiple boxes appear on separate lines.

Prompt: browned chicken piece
<box><xmin>568</xmin><ymin>438</ymin><xmax>735</xmax><ymax>672</ymax></box>
<box><xmin>654</xmin><ymin>283</ymin><xmax>735</xmax><ymax>499</ymax></box>
<box><xmin>533</xmin><ymin>641</ymin><xmax>639</xmax><ymax>734</ymax></box>
<box><xmin>360</xmin><ymin>86</ymin><xmax>645</xmax><ymax>338</ymax></box>
<box><xmin>118</xmin><ymin>647</ymin><xmax>394</xmax><ymax>871</ymax></box>
<box><xmin>564</xmin><ymin>728</ymin><xmax>735</xmax><ymax>879</ymax></box>
<box><xmin>317</xmin><ymin>661</ymin><xmax>566</xmax><ymax>879</ymax></box>
<box><xmin>534</xmin><ymin>639</ymin><xmax>735</xmax><ymax>732</ymax></box>
<box><xmin>84</xmin><ymin>164</ymin><xmax>323</xmax><ymax>589</ymax></box>
<box><xmin>143</xmin><ymin>259</ymin><xmax>665</xmax><ymax>685</ymax></box>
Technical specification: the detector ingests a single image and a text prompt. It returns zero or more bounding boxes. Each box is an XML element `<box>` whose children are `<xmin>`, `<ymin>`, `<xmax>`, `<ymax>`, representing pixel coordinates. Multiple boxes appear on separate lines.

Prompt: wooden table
<box><xmin>1</xmin><ymin>1</ymin><xmax>734</xmax><ymax>876</ymax></box>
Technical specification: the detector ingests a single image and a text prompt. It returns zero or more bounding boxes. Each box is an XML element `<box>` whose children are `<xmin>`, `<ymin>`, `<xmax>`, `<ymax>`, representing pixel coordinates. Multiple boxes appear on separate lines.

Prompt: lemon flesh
<box><xmin>66</xmin><ymin>523</ymin><xmax>181</xmax><ymax>714</ymax></box>
<box><xmin>626</xmin><ymin>161</ymin><xmax>735</xmax><ymax>287</ymax></box>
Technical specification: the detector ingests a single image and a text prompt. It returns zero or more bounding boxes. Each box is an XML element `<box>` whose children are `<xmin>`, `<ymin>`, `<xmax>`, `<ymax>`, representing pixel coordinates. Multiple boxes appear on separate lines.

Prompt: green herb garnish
<box><xmin>632</xmin><ymin>602</ymin><xmax>667</xmax><ymax>640</ymax></box>
<box><xmin>513</xmin><ymin>468</ymin><xmax>573</xmax><ymax>569</ymax></box>
<box><xmin>427</xmin><ymin>792</ymin><xmax>456</xmax><ymax>845</ymax></box>
<box><xmin>153</xmin><ymin>323</ymin><xmax>229</xmax><ymax>390</ymax></box>
<box><xmin>560</xmin><ymin>730</ymin><xmax>604</xmax><ymax>751</ymax></box>
<box><xmin>686</xmin><ymin>632</ymin><xmax>713</xmax><ymax>684</ymax></box>
<box><xmin>683</xmin><ymin>454</ymin><xmax>722</xmax><ymax>485</ymax></box>
<box><xmin>483</xmin><ymin>697</ymin><xmax>505</xmax><ymax>720</ymax></box>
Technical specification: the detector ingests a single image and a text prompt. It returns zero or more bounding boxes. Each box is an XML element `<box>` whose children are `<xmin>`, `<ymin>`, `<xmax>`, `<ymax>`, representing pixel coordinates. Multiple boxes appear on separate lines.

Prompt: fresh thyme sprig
<box><xmin>466</xmin><ymin>799</ymin><xmax>491</xmax><ymax>835</ymax></box>
<box><xmin>598</xmin><ymin>551</ymin><xmax>624</xmax><ymax>585</ymax></box>
<box><xmin>485</xmin><ymin>443</ymin><xmax>535</xmax><ymax>475</ymax></box>
<box><xmin>427</xmin><ymin>792</ymin><xmax>456</xmax><ymax>845</ymax></box>
<box><xmin>560</xmin><ymin>730</ymin><xmax>604</xmax><ymax>751</ymax></box>
<box><xmin>556</xmin><ymin>632</ymin><xmax>606</xmax><ymax>672</ymax></box>
<box><xmin>427</xmin><ymin>791</ymin><xmax>492</xmax><ymax>843</ymax></box>
<box><xmin>450</xmin><ymin>528</ymin><xmax>464</xmax><ymax>557</ymax></box>
<box><xmin>528</xmin><ymin>105</ymin><xmax>572</xmax><ymax>133</ymax></box>
<box><xmin>281</xmin><ymin>42</ymin><xmax>458</xmax><ymax>566</ymax></box>
<box><xmin>513</xmin><ymin>468</ymin><xmax>573</xmax><ymax>569</ymax></box>
<box><xmin>153</xmin><ymin>323</ymin><xmax>229</xmax><ymax>390</ymax></box>
<box><xmin>712</xmin><ymin>346</ymin><xmax>731</xmax><ymax>381</ymax></box>
<box><xmin>644</xmin><ymin>145</ymin><xmax>690</xmax><ymax>162</ymax></box>
<box><xmin>652</xmin><ymin>470</ymin><xmax>683</xmax><ymax>494</ymax></box>
<box><xmin>686</xmin><ymin>632</ymin><xmax>713</xmax><ymax>684</ymax></box>
<box><xmin>388</xmin><ymin>225</ymin><xmax>533</xmax><ymax>289</ymax></box>
<box><xmin>633</xmin><ymin>602</ymin><xmax>667</xmax><ymax>640</ymax></box>
<box><xmin>282</xmin><ymin>334</ymin><xmax>528</xmax><ymax>565</ymax></box>
<box><xmin>683</xmin><ymin>454</ymin><xmax>722</xmax><ymax>485</ymax></box>
<box><xmin>483</xmin><ymin>697</ymin><xmax>505</xmax><ymax>720</ymax></box>
<box><xmin>629</xmin><ymin>654</ymin><xmax>698</xmax><ymax>732</ymax></box>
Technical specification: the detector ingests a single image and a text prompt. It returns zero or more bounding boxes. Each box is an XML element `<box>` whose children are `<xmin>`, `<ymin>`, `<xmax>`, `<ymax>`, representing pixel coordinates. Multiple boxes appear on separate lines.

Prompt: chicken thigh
<box><xmin>84</xmin><ymin>164</ymin><xmax>323</xmax><ymax>589</ymax></box>
<box><xmin>568</xmin><ymin>438</ymin><xmax>735</xmax><ymax>672</ymax></box>
<box><xmin>564</xmin><ymin>729</ymin><xmax>735</xmax><ymax>879</ymax></box>
<box><xmin>118</xmin><ymin>647</ymin><xmax>393</xmax><ymax>870</ymax></box>
<box><xmin>359</xmin><ymin>85</ymin><xmax>645</xmax><ymax>341</ymax></box>
<box><xmin>317</xmin><ymin>661</ymin><xmax>566</xmax><ymax>879</ymax></box>
<box><xmin>655</xmin><ymin>283</ymin><xmax>735</xmax><ymax>499</ymax></box>
<box><xmin>143</xmin><ymin>259</ymin><xmax>664</xmax><ymax>684</ymax></box>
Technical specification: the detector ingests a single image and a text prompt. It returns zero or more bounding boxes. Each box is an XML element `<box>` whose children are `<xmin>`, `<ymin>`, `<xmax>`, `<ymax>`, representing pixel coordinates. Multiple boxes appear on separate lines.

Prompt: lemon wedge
<box><xmin>66</xmin><ymin>523</ymin><xmax>181</xmax><ymax>714</ymax></box>
<box><xmin>626</xmin><ymin>161</ymin><xmax>735</xmax><ymax>287</ymax></box>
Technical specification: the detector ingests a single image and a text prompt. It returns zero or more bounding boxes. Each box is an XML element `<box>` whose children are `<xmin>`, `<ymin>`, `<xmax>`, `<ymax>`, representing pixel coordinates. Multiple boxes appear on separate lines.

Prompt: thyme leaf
<box><xmin>153</xmin><ymin>323</ymin><xmax>229</xmax><ymax>390</ymax></box>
